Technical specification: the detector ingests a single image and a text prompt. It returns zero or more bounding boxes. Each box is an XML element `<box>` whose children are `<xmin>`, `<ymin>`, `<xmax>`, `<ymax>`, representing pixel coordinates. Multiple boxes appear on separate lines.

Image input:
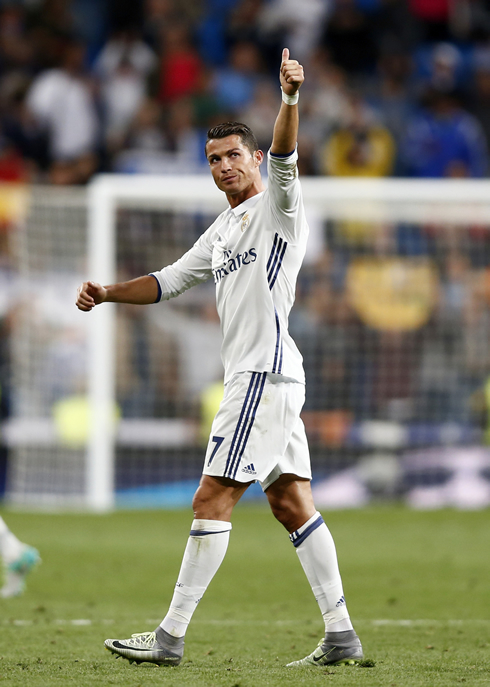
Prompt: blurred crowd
<box><xmin>1</xmin><ymin>0</ymin><xmax>490</xmax><ymax>463</ymax></box>
<box><xmin>2</xmin><ymin>0</ymin><xmax>490</xmax><ymax>183</ymax></box>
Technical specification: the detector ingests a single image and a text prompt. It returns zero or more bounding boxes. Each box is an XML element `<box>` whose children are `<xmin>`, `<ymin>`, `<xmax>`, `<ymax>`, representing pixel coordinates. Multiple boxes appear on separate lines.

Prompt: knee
<box><xmin>191</xmin><ymin>489</ymin><xmax>205</xmax><ymax>516</ymax></box>
<box><xmin>192</xmin><ymin>487</ymin><xmax>217</xmax><ymax>519</ymax></box>
<box><xmin>267</xmin><ymin>479</ymin><xmax>316</xmax><ymax>533</ymax></box>
<box><xmin>191</xmin><ymin>477</ymin><xmax>241</xmax><ymax>520</ymax></box>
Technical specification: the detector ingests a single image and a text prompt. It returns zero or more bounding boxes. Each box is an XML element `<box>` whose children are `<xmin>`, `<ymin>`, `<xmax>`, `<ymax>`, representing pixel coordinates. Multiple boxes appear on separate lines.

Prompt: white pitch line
<box><xmin>363</xmin><ymin>619</ymin><xmax>490</xmax><ymax>626</ymax></box>
<box><xmin>3</xmin><ymin>618</ymin><xmax>490</xmax><ymax>627</ymax></box>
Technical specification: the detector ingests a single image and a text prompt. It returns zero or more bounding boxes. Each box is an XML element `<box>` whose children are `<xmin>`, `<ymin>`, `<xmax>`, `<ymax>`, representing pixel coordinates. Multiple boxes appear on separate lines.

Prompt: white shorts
<box><xmin>203</xmin><ymin>371</ymin><xmax>311</xmax><ymax>490</ymax></box>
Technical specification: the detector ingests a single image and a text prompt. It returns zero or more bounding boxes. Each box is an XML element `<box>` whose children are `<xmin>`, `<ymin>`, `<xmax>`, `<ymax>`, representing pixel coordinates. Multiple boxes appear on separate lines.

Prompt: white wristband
<box><xmin>281</xmin><ymin>88</ymin><xmax>299</xmax><ymax>105</ymax></box>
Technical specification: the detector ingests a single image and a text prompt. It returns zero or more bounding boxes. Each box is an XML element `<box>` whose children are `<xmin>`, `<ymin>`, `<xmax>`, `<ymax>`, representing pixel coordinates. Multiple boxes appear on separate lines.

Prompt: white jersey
<box><xmin>150</xmin><ymin>148</ymin><xmax>309</xmax><ymax>384</ymax></box>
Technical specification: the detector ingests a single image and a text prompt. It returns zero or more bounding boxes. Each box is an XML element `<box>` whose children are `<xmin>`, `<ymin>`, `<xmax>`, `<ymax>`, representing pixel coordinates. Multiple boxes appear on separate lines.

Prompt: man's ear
<box><xmin>254</xmin><ymin>149</ymin><xmax>264</xmax><ymax>166</ymax></box>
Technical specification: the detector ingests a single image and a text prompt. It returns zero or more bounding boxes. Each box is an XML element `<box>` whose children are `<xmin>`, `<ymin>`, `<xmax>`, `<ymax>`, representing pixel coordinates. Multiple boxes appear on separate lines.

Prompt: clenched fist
<box><xmin>76</xmin><ymin>281</ymin><xmax>107</xmax><ymax>311</ymax></box>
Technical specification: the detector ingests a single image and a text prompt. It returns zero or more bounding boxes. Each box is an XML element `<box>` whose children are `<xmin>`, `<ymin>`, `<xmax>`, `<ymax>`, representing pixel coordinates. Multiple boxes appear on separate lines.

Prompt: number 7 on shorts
<box><xmin>207</xmin><ymin>436</ymin><xmax>224</xmax><ymax>466</ymax></box>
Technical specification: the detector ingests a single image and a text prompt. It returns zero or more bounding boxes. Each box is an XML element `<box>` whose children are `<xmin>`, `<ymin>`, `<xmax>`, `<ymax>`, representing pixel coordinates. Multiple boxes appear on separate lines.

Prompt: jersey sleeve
<box><xmin>150</xmin><ymin>229</ymin><xmax>214</xmax><ymax>301</ymax></box>
<box><xmin>267</xmin><ymin>147</ymin><xmax>305</xmax><ymax>243</ymax></box>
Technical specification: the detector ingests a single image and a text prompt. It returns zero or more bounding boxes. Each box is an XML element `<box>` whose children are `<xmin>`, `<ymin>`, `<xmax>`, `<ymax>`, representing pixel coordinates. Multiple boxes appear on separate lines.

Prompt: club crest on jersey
<box><xmin>241</xmin><ymin>213</ymin><xmax>250</xmax><ymax>232</ymax></box>
<box><xmin>213</xmin><ymin>247</ymin><xmax>257</xmax><ymax>283</ymax></box>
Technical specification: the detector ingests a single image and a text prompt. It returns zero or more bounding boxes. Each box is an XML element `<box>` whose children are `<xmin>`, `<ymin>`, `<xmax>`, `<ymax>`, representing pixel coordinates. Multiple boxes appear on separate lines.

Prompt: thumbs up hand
<box><xmin>279</xmin><ymin>48</ymin><xmax>304</xmax><ymax>96</ymax></box>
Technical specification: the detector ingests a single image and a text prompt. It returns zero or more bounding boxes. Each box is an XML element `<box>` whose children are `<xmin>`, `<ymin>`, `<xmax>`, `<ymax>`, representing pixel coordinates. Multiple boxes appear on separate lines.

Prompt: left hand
<box><xmin>279</xmin><ymin>48</ymin><xmax>304</xmax><ymax>96</ymax></box>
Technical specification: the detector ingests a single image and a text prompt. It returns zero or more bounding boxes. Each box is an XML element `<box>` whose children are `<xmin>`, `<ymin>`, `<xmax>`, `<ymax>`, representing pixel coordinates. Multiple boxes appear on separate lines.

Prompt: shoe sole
<box><xmin>104</xmin><ymin>643</ymin><xmax>181</xmax><ymax>666</ymax></box>
<box><xmin>287</xmin><ymin>647</ymin><xmax>363</xmax><ymax>667</ymax></box>
<box><xmin>331</xmin><ymin>657</ymin><xmax>362</xmax><ymax>665</ymax></box>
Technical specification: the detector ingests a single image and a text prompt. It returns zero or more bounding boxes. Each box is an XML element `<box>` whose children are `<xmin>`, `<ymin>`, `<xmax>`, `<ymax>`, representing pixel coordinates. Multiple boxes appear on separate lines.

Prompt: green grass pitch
<box><xmin>0</xmin><ymin>505</ymin><xmax>489</xmax><ymax>686</ymax></box>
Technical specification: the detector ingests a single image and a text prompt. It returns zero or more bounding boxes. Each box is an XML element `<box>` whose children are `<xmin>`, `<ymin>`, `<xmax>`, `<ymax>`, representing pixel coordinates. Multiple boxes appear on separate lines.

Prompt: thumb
<box><xmin>282</xmin><ymin>47</ymin><xmax>289</xmax><ymax>63</ymax></box>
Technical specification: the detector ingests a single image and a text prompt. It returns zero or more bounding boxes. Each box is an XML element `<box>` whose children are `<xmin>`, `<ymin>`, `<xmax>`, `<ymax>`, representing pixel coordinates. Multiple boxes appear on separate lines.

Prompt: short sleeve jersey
<box><xmin>151</xmin><ymin>148</ymin><xmax>309</xmax><ymax>384</ymax></box>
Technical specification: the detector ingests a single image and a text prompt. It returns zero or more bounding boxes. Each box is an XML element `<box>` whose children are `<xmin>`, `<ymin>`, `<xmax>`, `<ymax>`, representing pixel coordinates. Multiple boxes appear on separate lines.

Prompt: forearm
<box><xmin>104</xmin><ymin>275</ymin><xmax>159</xmax><ymax>305</ymax></box>
<box><xmin>271</xmin><ymin>101</ymin><xmax>299</xmax><ymax>156</ymax></box>
<box><xmin>271</xmin><ymin>48</ymin><xmax>303</xmax><ymax>156</ymax></box>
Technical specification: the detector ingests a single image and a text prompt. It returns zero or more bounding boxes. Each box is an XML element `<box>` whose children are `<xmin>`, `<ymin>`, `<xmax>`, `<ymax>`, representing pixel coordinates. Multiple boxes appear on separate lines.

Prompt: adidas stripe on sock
<box><xmin>290</xmin><ymin>512</ymin><xmax>353</xmax><ymax>632</ymax></box>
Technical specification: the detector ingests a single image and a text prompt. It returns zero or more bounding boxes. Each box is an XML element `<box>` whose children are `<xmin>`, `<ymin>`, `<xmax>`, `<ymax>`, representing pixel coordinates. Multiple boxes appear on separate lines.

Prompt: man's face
<box><xmin>206</xmin><ymin>135</ymin><xmax>263</xmax><ymax>196</ymax></box>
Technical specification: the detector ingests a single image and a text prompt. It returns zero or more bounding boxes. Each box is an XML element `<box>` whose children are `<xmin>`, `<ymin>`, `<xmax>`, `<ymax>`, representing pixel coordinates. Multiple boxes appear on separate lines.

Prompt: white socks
<box><xmin>290</xmin><ymin>511</ymin><xmax>353</xmax><ymax>633</ymax></box>
<box><xmin>160</xmin><ymin>519</ymin><xmax>232</xmax><ymax>638</ymax></box>
<box><xmin>159</xmin><ymin>512</ymin><xmax>351</xmax><ymax>640</ymax></box>
<box><xmin>0</xmin><ymin>516</ymin><xmax>23</xmax><ymax>563</ymax></box>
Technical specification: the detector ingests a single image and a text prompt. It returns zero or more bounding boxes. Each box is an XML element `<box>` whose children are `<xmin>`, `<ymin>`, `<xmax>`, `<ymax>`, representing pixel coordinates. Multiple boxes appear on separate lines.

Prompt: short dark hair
<box><xmin>206</xmin><ymin>122</ymin><xmax>259</xmax><ymax>155</ymax></box>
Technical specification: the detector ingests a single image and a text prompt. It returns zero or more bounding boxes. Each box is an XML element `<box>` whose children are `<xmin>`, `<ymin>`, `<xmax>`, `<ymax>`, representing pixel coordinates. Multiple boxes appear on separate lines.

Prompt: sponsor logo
<box><xmin>336</xmin><ymin>595</ymin><xmax>346</xmax><ymax>607</ymax></box>
<box><xmin>213</xmin><ymin>247</ymin><xmax>257</xmax><ymax>283</ymax></box>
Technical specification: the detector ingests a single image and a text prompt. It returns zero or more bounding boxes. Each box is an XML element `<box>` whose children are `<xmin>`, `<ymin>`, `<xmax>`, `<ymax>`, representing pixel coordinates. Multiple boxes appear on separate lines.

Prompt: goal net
<box><xmin>2</xmin><ymin>176</ymin><xmax>490</xmax><ymax>510</ymax></box>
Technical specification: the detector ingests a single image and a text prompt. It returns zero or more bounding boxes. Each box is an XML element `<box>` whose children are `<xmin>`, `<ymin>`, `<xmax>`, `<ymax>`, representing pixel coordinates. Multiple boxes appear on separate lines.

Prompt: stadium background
<box><xmin>0</xmin><ymin>0</ymin><xmax>490</xmax><ymax>510</ymax></box>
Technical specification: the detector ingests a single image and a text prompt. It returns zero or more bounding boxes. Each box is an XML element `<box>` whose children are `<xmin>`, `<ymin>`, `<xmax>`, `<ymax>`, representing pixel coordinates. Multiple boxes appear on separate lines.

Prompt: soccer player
<box><xmin>76</xmin><ymin>48</ymin><xmax>363</xmax><ymax>668</ymax></box>
<box><xmin>0</xmin><ymin>516</ymin><xmax>40</xmax><ymax>598</ymax></box>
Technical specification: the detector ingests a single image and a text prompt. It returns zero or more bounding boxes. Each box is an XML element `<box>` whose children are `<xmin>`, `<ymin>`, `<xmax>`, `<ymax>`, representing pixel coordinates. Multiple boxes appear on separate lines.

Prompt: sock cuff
<box><xmin>289</xmin><ymin>511</ymin><xmax>324</xmax><ymax>548</ymax></box>
<box><xmin>190</xmin><ymin>519</ymin><xmax>232</xmax><ymax>536</ymax></box>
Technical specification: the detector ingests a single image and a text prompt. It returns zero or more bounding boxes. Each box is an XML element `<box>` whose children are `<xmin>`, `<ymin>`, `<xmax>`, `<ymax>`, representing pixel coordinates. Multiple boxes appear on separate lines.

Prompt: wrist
<box><xmin>281</xmin><ymin>87</ymin><xmax>299</xmax><ymax>105</ymax></box>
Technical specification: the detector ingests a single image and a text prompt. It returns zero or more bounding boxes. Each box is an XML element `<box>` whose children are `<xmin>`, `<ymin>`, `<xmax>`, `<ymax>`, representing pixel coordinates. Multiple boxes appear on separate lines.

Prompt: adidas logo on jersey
<box><xmin>336</xmin><ymin>595</ymin><xmax>346</xmax><ymax>607</ymax></box>
<box><xmin>242</xmin><ymin>463</ymin><xmax>257</xmax><ymax>475</ymax></box>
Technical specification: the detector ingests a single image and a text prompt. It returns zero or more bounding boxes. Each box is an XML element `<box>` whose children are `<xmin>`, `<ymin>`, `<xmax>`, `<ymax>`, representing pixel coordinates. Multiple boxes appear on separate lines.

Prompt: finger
<box><xmin>77</xmin><ymin>298</ymin><xmax>94</xmax><ymax>310</ymax></box>
<box><xmin>284</xmin><ymin>70</ymin><xmax>303</xmax><ymax>84</ymax></box>
<box><xmin>282</xmin><ymin>47</ymin><xmax>289</xmax><ymax>63</ymax></box>
<box><xmin>76</xmin><ymin>297</ymin><xmax>93</xmax><ymax>311</ymax></box>
<box><xmin>76</xmin><ymin>287</ymin><xmax>94</xmax><ymax>305</ymax></box>
<box><xmin>283</xmin><ymin>65</ymin><xmax>302</xmax><ymax>76</ymax></box>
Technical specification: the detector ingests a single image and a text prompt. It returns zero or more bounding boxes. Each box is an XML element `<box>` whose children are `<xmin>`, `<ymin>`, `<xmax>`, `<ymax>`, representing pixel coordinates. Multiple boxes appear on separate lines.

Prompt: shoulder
<box><xmin>200</xmin><ymin>209</ymin><xmax>230</xmax><ymax>243</ymax></box>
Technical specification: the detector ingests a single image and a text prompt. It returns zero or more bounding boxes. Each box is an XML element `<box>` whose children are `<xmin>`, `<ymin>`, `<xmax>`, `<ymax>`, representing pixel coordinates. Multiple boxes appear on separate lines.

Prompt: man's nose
<box><xmin>221</xmin><ymin>157</ymin><xmax>232</xmax><ymax>171</ymax></box>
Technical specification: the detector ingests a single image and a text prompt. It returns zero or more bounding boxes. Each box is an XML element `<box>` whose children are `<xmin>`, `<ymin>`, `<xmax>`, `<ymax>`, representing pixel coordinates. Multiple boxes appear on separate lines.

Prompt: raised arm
<box><xmin>76</xmin><ymin>275</ymin><xmax>159</xmax><ymax>311</ymax></box>
<box><xmin>270</xmin><ymin>48</ymin><xmax>304</xmax><ymax>156</ymax></box>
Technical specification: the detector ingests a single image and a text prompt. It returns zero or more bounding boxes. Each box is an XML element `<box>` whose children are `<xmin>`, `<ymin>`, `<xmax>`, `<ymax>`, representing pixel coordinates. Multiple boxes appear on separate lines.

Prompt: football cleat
<box><xmin>104</xmin><ymin>629</ymin><xmax>184</xmax><ymax>666</ymax></box>
<box><xmin>287</xmin><ymin>629</ymin><xmax>363</xmax><ymax>667</ymax></box>
<box><xmin>1</xmin><ymin>545</ymin><xmax>41</xmax><ymax>598</ymax></box>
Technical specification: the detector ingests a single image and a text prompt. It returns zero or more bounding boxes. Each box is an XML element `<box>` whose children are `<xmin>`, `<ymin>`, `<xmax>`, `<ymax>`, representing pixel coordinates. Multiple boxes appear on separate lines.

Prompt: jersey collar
<box><xmin>229</xmin><ymin>191</ymin><xmax>265</xmax><ymax>217</ymax></box>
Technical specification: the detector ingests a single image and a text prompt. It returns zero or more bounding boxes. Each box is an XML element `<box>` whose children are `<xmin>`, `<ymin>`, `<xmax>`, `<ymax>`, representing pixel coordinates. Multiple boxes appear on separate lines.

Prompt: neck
<box><xmin>226</xmin><ymin>178</ymin><xmax>266</xmax><ymax>209</ymax></box>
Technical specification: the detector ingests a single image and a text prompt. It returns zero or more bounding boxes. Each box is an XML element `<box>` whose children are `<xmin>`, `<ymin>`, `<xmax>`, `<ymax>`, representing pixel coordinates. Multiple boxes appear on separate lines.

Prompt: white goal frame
<box><xmin>86</xmin><ymin>174</ymin><xmax>490</xmax><ymax>511</ymax></box>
